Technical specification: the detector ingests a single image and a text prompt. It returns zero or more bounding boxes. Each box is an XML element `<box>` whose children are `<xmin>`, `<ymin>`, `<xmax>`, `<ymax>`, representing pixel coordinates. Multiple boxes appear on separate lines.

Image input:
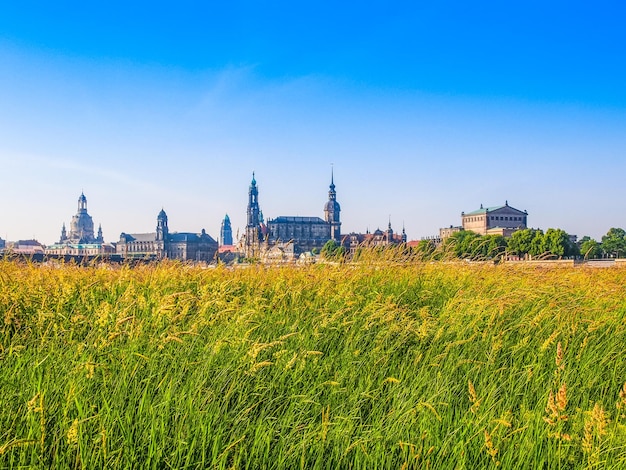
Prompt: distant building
<box><xmin>242</xmin><ymin>171</ymin><xmax>341</xmax><ymax>258</ymax></box>
<box><xmin>59</xmin><ymin>192</ymin><xmax>104</xmax><ymax>244</ymax></box>
<box><xmin>439</xmin><ymin>225</ymin><xmax>462</xmax><ymax>240</ymax></box>
<box><xmin>220</xmin><ymin>214</ymin><xmax>233</xmax><ymax>246</ymax></box>
<box><xmin>116</xmin><ymin>209</ymin><xmax>218</xmax><ymax>261</ymax></box>
<box><xmin>342</xmin><ymin>221</ymin><xmax>406</xmax><ymax>256</ymax></box>
<box><xmin>461</xmin><ymin>201</ymin><xmax>527</xmax><ymax>237</ymax></box>
<box><xmin>7</xmin><ymin>239</ymin><xmax>45</xmax><ymax>255</ymax></box>
<box><xmin>0</xmin><ymin>237</ymin><xmax>5</xmax><ymax>251</ymax></box>
<box><xmin>46</xmin><ymin>192</ymin><xmax>112</xmax><ymax>256</ymax></box>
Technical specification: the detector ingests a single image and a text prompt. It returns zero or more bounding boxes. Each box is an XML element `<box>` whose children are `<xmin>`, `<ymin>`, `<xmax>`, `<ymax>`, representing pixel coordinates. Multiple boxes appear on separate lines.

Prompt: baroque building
<box><xmin>60</xmin><ymin>192</ymin><xmax>103</xmax><ymax>244</ymax></box>
<box><xmin>116</xmin><ymin>209</ymin><xmax>218</xmax><ymax>261</ymax></box>
<box><xmin>342</xmin><ymin>221</ymin><xmax>407</xmax><ymax>256</ymax></box>
<box><xmin>46</xmin><ymin>193</ymin><xmax>114</xmax><ymax>256</ymax></box>
<box><xmin>242</xmin><ymin>172</ymin><xmax>341</xmax><ymax>258</ymax></box>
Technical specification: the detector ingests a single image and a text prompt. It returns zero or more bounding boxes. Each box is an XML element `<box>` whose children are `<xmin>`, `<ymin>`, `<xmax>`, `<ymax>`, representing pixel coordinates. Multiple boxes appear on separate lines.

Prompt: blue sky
<box><xmin>1</xmin><ymin>1</ymin><xmax>625</xmax><ymax>244</ymax></box>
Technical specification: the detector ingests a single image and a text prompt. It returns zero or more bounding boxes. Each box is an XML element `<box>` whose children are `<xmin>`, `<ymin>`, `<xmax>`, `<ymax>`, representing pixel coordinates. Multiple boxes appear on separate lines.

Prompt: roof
<box><xmin>269</xmin><ymin>216</ymin><xmax>327</xmax><ymax>224</ymax></box>
<box><xmin>170</xmin><ymin>232</ymin><xmax>217</xmax><ymax>243</ymax></box>
<box><xmin>464</xmin><ymin>202</ymin><xmax>527</xmax><ymax>216</ymax></box>
<box><xmin>120</xmin><ymin>233</ymin><xmax>156</xmax><ymax>242</ymax></box>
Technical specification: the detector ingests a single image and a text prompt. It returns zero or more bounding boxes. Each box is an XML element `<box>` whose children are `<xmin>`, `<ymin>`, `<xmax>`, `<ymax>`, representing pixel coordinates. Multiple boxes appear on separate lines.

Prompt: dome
<box><xmin>324</xmin><ymin>200</ymin><xmax>341</xmax><ymax>212</ymax></box>
<box><xmin>158</xmin><ymin>208</ymin><xmax>168</xmax><ymax>220</ymax></box>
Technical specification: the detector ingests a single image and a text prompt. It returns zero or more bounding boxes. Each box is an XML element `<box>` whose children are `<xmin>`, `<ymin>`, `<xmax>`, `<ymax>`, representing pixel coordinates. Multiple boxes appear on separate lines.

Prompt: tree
<box><xmin>483</xmin><ymin>235</ymin><xmax>507</xmax><ymax>259</ymax></box>
<box><xmin>529</xmin><ymin>229</ymin><xmax>546</xmax><ymax>258</ymax></box>
<box><xmin>543</xmin><ymin>228</ymin><xmax>574</xmax><ymax>259</ymax></box>
<box><xmin>579</xmin><ymin>236</ymin><xmax>602</xmax><ymax>259</ymax></box>
<box><xmin>508</xmin><ymin>228</ymin><xmax>542</xmax><ymax>258</ymax></box>
<box><xmin>443</xmin><ymin>230</ymin><xmax>481</xmax><ymax>259</ymax></box>
<box><xmin>601</xmin><ymin>228</ymin><xmax>626</xmax><ymax>258</ymax></box>
<box><xmin>321</xmin><ymin>240</ymin><xmax>346</xmax><ymax>261</ymax></box>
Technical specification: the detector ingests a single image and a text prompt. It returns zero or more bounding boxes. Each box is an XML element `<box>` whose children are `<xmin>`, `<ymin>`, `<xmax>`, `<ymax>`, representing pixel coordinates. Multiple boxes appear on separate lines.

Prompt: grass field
<box><xmin>1</xmin><ymin>259</ymin><xmax>626</xmax><ymax>468</ymax></box>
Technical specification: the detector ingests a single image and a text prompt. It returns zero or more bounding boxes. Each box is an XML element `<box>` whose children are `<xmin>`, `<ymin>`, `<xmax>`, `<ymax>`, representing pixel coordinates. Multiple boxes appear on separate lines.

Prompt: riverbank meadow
<box><xmin>1</xmin><ymin>259</ymin><xmax>625</xmax><ymax>468</ymax></box>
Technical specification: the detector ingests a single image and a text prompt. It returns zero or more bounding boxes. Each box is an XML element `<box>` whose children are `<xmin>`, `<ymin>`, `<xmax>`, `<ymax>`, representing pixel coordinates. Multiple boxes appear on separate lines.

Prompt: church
<box><xmin>242</xmin><ymin>172</ymin><xmax>341</xmax><ymax>258</ymax></box>
<box><xmin>45</xmin><ymin>193</ymin><xmax>114</xmax><ymax>256</ymax></box>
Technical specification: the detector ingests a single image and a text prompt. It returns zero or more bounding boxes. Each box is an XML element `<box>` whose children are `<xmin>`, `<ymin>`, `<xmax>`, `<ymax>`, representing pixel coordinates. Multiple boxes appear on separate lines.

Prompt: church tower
<box><xmin>221</xmin><ymin>214</ymin><xmax>233</xmax><ymax>246</ymax></box>
<box><xmin>245</xmin><ymin>173</ymin><xmax>263</xmax><ymax>257</ymax></box>
<box><xmin>324</xmin><ymin>169</ymin><xmax>341</xmax><ymax>241</ymax></box>
<box><xmin>386</xmin><ymin>218</ymin><xmax>394</xmax><ymax>243</ymax></box>
<box><xmin>60</xmin><ymin>223</ymin><xmax>67</xmax><ymax>243</ymax></box>
<box><xmin>156</xmin><ymin>209</ymin><xmax>169</xmax><ymax>258</ymax></box>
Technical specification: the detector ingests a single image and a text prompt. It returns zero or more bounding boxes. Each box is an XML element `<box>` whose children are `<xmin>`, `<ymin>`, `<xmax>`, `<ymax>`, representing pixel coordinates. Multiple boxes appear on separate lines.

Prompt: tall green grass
<box><xmin>1</xmin><ymin>259</ymin><xmax>626</xmax><ymax>468</ymax></box>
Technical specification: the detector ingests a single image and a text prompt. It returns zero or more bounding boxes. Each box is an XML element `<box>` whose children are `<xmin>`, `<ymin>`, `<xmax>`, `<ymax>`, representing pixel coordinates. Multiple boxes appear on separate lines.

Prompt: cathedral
<box><xmin>60</xmin><ymin>192</ymin><xmax>103</xmax><ymax>244</ymax></box>
<box><xmin>45</xmin><ymin>193</ymin><xmax>113</xmax><ymax>256</ymax></box>
<box><xmin>243</xmin><ymin>172</ymin><xmax>341</xmax><ymax>258</ymax></box>
<box><xmin>116</xmin><ymin>209</ymin><xmax>218</xmax><ymax>261</ymax></box>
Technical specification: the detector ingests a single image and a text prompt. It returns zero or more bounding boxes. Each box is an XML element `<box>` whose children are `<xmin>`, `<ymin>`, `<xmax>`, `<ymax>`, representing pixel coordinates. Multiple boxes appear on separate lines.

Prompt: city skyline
<box><xmin>1</xmin><ymin>2</ymin><xmax>626</xmax><ymax>243</ymax></box>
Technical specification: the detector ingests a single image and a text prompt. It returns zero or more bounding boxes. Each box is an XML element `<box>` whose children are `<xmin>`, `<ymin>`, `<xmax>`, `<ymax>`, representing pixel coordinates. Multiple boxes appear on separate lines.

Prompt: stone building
<box><xmin>116</xmin><ymin>209</ymin><xmax>218</xmax><ymax>261</ymax></box>
<box><xmin>58</xmin><ymin>192</ymin><xmax>104</xmax><ymax>244</ymax></box>
<box><xmin>461</xmin><ymin>201</ymin><xmax>527</xmax><ymax>236</ymax></box>
<box><xmin>342</xmin><ymin>221</ymin><xmax>407</xmax><ymax>256</ymax></box>
<box><xmin>46</xmin><ymin>192</ymin><xmax>113</xmax><ymax>256</ymax></box>
<box><xmin>220</xmin><ymin>214</ymin><xmax>233</xmax><ymax>246</ymax></box>
<box><xmin>242</xmin><ymin>172</ymin><xmax>341</xmax><ymax>258</ymax></box>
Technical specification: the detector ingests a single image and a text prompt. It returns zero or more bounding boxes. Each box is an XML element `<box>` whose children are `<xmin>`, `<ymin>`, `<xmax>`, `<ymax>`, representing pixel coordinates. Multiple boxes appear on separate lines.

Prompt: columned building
<box><xmin>461</xmin><ymin>201</ymin><xmax>528</xmax><ymax>237</ymax></box>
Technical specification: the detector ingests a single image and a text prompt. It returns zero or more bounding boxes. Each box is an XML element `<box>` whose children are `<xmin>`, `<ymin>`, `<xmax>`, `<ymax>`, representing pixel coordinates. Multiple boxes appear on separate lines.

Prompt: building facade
<box><xmin>46</xmin><ymin>192</ymin><xmax>113</xmax><ymax>256</ymax></box>
<box><xmin>116</xmin><ymin>209</ymin><xmax>218</xmax><ymax>261</ymax></box>
<box><xmin>242</xmin><ymin>172</ymin><xmax>341</xmax><ymax>258</ymax></box>
<box><xmin>59</xmin><ymin>192</ymin><xmax>104</xmax><ymax>244</ymax></box>
<box><xmin>342</xmin><ymin>221</ymin><xmax>406</xmax><ymax>256</ymax></box>
<box><xmin>220</xmin><ymin>214</ymin><xmax>233</xmax><ymax>246</ymax></box>
<box><xmin>461</xmin><ymin>201</ymin><xmax>528</xmax><ymax>236</ymax></box>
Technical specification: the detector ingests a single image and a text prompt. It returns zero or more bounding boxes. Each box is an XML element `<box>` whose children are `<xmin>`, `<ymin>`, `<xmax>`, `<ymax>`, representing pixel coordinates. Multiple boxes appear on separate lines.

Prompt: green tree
<box><xmin>601</xmin><ymin>228</ymin><xmax>626</xmax><ymax>258</ymax></box>
<box><xmin>444</xmin><ymin>230</ymin><xmax>481</xmax><ymax>259</ymax></box>
<box><xmin>483</xmin><ymin>234</ymin><xmax>507</xmax><ymax>259</ymax></box>
<box><xmin>529</xmin><ymin>229</ymin><xmax>546</xmax><ymax>258</ymax></box>
<box><xmin>579</xmin><ymin>236</ymin><xmax>603</xmax><ymax>259</ymax></box>
<box><xmin>413</xmin><ymin>239</ymin><xmax>437</xmax><ymax>260</ymax></box>
<box><xmin>321</xmin><ymin>240</ymin><xmax>346</xmax><ymax>261</ymax></box>
<box><xmin>543</xmin><ymin>228</ymin><xmax>574</xmax><ymax>258</ymax></box>
<box><xmin>508</xmin><ymin>228</ymin><xmax>542</xmax><ymax>258</ymax></box>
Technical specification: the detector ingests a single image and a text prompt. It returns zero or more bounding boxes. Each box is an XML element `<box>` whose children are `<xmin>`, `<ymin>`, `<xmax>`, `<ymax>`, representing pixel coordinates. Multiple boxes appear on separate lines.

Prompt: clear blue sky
<box><xmin>1</xmin><ymin>1</ymin><xmax>625</xmax><ymax>244</ymax></box>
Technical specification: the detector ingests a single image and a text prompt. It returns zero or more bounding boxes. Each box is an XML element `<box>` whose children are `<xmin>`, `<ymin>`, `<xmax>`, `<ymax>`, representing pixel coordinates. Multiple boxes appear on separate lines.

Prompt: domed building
<box><xmin>46</xmin><ymin>193</ymin><xmax>113</xmax><ymax>256</ymax></box>
<box><xmin>60</xmin><ymin>192</ymin><xmax>103</xmax><ymax>244</ymax></box>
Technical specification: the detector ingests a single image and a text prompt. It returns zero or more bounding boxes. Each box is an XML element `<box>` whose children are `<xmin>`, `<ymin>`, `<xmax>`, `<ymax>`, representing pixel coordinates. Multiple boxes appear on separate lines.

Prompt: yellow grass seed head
<box><xmin>555</xmin><ymin>342</ymin><xmax>565</xmax><ymax>370</ymax></box>
<box><xmin>66</xmin><ymin>419</ymin><xmax>79</xmax><ymax>446</ymax></box>
<box><xmin>250</xmin><ymin>361</ymin><xmax>273</xmax><ymax>373</ymax></box>
<box><xmin>556</xmin><ymin>383</ymin><xmax>567</xmax><ymax>412</ymax></box>
<box><xmin>468</xmin><ymin>380</ymin><xmax>481</xmax><ymax>414</ymax></box>
<box><xmin>383</xmin><ymin>377</ymin><xmax>401</xmax><ymax>384</ymax></box>
<box><xmin>484</xmin><ymin>430</ymin><xmax>499</xmax><ymax>464</ymax></box>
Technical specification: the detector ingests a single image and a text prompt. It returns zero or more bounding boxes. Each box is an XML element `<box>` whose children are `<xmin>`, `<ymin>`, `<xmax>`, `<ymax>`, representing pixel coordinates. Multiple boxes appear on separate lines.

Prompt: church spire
<box><xmin>324</xmin><ymin>167</ymin><xmax>341</xmax><ymax>241</ymax></box>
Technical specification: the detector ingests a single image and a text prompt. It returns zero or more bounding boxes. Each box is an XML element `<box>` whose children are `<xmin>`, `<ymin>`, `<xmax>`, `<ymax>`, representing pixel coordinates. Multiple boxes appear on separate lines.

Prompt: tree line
<box><xmin>419</xmin><ymin>227</ymin><xmax>626</xmax><ymax>261</ymax></box>
<box><xmin>321</xmin><ymin>227</ymin><xmax>626</xmax><ymax>261</ymax></box>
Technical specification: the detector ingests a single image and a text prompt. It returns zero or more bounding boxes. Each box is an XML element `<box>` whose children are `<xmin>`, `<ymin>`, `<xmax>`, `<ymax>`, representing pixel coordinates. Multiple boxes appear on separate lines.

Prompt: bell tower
<box><xmin>245</xmin><ymin>173</ymin><xmax>262</xmax><ymax>257</ymax></box>
<box><xmin>324</xmin><ymin>168</ymin><xmax>341</xmax><ymax>241</ymax></box>
<box><xmin>156</xmin><ymin>209</ymin><xmax>169</xmax><ymax>259</ymax></box>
